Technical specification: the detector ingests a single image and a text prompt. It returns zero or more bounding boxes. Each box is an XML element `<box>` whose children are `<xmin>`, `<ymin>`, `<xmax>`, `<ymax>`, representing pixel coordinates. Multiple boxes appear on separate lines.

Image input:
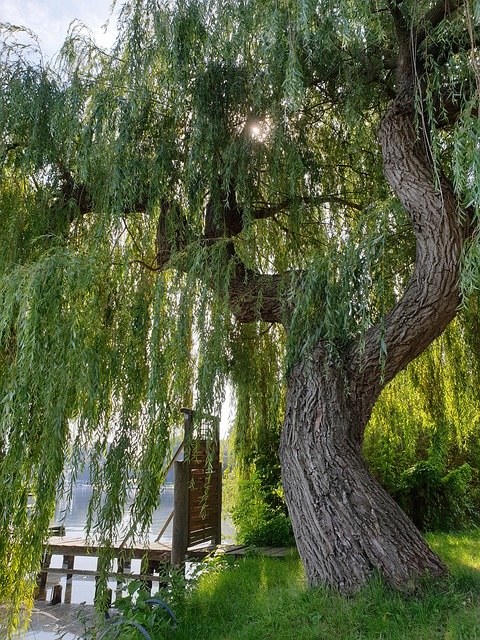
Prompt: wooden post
<box><xmin>213</xmin><ymin>416</ymin><xmax>222</xmax><ymax>546</ymax></box>
<box><xmin>140</xmin><ymin>556</ymin><xmax>153</xmax><ymax>594</ymax></box>
<box><xmin>94</xmin><ymin>558</ymin><xmax>110</xmax><ymax>610</ymax></box>
<box><xmin>117</xmin><ymin>552</ymin><xmax>132</xmax><ymax>591</ymax></box>
<box><xmin>61</xmin><ymin>554</ymin><xmax>75</xmax><ymax>605</ymax></box>
<box><xmin>181</xmin><ymin>408</ymin><xmax>194</xmax><ymax>458</ymax></box>
<box><xmin>95</xmin><ymin>579</ymin><xmax>112</xmax><ymax>611</ymax></box>
<box><xmin>94</xmin><ymin>575</ymin><xmax>100</xmax><ymax>606</ymax></box>
<box><xmin>37</xmin><ymin>552</ymin><xmax>51</xmax><ymax>589</ymax></box>
<box><xmin>214</xmin><ymin>457</ymin><xmax>222</xmax><ymax>546</ymax></box>
<box><xmin>50</xmin><ymin>584</ymin><xmax>62</xmax><ymax>605</ymax></box>
<box><xmin>63</xmin><ymin>554</ymin><xmax>75</xmax><ymax>583</ymax></box>
<box><xmin>34</xmin><ymin>586</ymin><xmax>47</xmax><ymax>602</ymax></box>
<box><xmin>171</xmin><ymin>460</ymin><xmax>189</xmax><ymax>567</ymax></box>
<box><xmin>64</xmin><ymin>581</ymin><xmax>73</xmax><ymax>605</ymax></box>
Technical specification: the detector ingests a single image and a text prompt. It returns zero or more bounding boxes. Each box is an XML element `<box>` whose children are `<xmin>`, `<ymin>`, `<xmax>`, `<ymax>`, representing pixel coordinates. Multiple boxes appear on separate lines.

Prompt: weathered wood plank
<box><xmin>46</xmin><ymin>537</ymin><xmax>172</xmax><ymax>561</ymax></box>
<box><xmin>46</xmin><ymin>537</ymin><xmax>289</xmax><ymax>559</ymax></box>
<box><xmin>39</xmin><ymin>567</ymin><xmax>164</xmax><ymax>581</ymax></box>
<box><xmin>189</xmin><ymin>509</ymin><xmax>218</xmax><ymax>522</ymax></box>
<box><xmin>172</xmin><ymin>460</ymin><xmax>190</xmax><ymax>566</ymax></box>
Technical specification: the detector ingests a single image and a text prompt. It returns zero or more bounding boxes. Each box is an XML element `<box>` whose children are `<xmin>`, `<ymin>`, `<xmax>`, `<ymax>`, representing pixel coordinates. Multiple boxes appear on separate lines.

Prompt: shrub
<box><xmin>242</xmin><ymin>512</ymin><xmax>295</xmax><ymax>547</ymax></box>
<box><xmin>391</xmin><ymin>461</ymin><xmax>476</xmax><ymax>531</ymax></box>
<box><xmin>230</xmin><ymin>471</ymin><xmax>294</xmax><ymax>547</ymax></box>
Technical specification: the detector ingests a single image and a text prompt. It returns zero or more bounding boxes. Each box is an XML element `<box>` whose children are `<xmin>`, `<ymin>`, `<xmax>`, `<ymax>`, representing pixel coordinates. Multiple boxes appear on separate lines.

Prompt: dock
<box><xmin>46</xmin><ymin>536</ymin><xmax>288</xmax><ymax>562</ymax></box>
<box><xmin>38</xmin><ymin>536</ymin><xmax>289</xmax><ymax>603</ymax></box>
<box><xmin>37</xmin><ymin>411</ymin><xmax>290</xmax><ymax>605</ymax></box>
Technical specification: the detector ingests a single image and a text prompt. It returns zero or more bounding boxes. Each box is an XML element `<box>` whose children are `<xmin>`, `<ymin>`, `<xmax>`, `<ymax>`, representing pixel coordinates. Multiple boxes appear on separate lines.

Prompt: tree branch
<box><xmin>253</xmin><ymin>195</ymin><xmax>363</xmax><ymax>220</ymax></box>
<box><xmin>348</xmin><ymin>84</ymin><xmax>469</xmax><ymax>425</ymax></box>
<box><xmin>387</xmin><ymin>1</ymin><xmax>415</xmax><ymax>88</ymax></box>
<box><xmin>387</xmin><ymin>0</ymin><xmax>410</xmax><ymax>42</ymax></box>
<box><xmin>59</xmin><ymin>167</ymin><xmax>148</xmax><ymax>218</ymax></box>
<box><xmin>155</xmin><ymin>196</ymin><xmax>290</xmax><ymax>324</ymax></box>
<box><xmin>60</xmin><ymin>168</ymin><xmax>94</xmax><ymax>217</ymax></box>
<box><xmin>203</xmin><ymin>185</ymin><xmax>243</xmax><ymax>239</ymax></box>
<box><xmin>227</xmin><ymin>261</ymin><xmax>287</xmax><ymax>324</ymax></box>
<box><xmin>416</xmin><ymin>0</ymin><xmax>466</xmax><ymax>47</ymax></box>
<box><xmin>382</xmin><ymin>56</ymin><xmax>398</xmax><ymax>70</ymax></box>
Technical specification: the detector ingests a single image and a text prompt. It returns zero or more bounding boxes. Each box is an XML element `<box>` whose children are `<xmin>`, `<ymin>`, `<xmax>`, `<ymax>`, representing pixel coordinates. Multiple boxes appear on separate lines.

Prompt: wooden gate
<box><xmin>188</xmin><ymin>435</ymin><xmax>221</xmax><ymax>546</ymax></box>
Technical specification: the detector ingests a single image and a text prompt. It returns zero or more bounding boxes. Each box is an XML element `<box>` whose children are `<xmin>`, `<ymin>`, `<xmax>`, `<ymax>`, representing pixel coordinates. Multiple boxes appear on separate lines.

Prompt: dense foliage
<box><xmin>365</xmin><ymin>313</ymin><xmax>480</xmax><ymax>531</ymax></box>
<box><xmin>1</xmin><ymin>0</ymin><xmax>480</xmax><ymax>631</ymax></box>
<box><xmin>231</xmin><ymin>314</ymin><xmax>480</xmax><ymax>539</ymax></box>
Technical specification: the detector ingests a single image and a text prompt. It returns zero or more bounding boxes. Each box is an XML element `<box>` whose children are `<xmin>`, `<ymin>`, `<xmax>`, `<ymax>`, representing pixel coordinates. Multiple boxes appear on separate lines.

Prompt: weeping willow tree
<box><xmin>1</xmin><ymin>0</ymin><xmax>480</xmax><ymax>629</ymax></box>
<box><xmin>365</xmin><ymin>306</ymin><xmax>480</xmax><ymax>528</ymax></box>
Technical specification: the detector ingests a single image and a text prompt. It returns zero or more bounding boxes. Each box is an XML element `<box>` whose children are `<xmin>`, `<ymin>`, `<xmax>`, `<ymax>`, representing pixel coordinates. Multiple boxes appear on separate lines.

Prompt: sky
<box><xmin>0</xmin><ymin>0</ymin><xmax>117</xmax><ymax>61</ymax></box>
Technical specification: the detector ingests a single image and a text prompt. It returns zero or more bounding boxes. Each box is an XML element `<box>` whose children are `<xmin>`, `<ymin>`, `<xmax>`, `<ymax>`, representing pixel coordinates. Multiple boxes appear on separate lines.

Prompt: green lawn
<box><xmin>427</xmin><ymin>530</ymin><xmax>480</xmax><ymax>576</ymax></box>
<box><xmin>169</xmin><ymin>529</ymin><xmax>480</xmax><ymax>640</ymax></box>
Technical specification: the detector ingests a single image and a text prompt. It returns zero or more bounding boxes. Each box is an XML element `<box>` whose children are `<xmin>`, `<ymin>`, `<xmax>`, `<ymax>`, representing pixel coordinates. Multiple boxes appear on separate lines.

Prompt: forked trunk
<box><xmin>279</xmin><ymin>355</ymin><xmax>446</xmax><ymax>592</ymax></box>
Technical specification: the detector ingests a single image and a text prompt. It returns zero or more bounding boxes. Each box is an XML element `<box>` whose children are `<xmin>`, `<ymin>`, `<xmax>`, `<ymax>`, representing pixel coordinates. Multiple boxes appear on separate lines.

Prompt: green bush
<box><xmin>230</xmin><ymin>471</ymin><xmax>294</xmax><ymax>547</ymax></box>
<box><xmin>242</xmin><ymin>513</ymin><xmax>295</xmax><ymax>547</ymax></box>
<box><xmin>391</xmin><ymin>461</ymin><xmax>476</xmax><ymax>531</ymax></box>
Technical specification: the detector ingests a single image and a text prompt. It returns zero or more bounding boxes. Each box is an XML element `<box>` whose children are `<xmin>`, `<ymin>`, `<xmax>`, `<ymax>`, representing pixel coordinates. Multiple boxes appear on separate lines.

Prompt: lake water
<box><xmin>37</xmin><ymin>483</ymin><xmax>234</xmax><ymax>604</ymax></box>
<box><xmin>53</xmin><ymin>483</ymin><xmax>175</xmax><ymax>541</ymax></box>
<box><xmin>32</xmin><ymin>485</ymin><xmax>175</xmax><ymax>611</ymax></box>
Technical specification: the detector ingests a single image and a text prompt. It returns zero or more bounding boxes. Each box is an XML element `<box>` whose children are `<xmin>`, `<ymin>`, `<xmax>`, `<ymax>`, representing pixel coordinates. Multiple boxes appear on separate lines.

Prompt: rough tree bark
<box><xmin>280</xmin><ymin>353</ymin><xmax>447</xmax><ymax>592</ymax></box>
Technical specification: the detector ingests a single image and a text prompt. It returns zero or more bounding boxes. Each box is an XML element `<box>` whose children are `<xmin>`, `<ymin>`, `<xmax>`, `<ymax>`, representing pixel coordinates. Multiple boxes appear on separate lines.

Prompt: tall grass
<box><xmin>170</xmin><ymin>530</ymin><xmax>480</xmax><ymax>640</ymax></box>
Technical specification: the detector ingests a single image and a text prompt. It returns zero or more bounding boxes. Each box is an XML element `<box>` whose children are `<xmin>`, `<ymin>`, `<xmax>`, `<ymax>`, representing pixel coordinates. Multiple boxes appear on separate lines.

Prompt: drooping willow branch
<box><xmin>348</xmin><ymin>0</ymin><xmax>473</xmax><ymax>414</ymax></box>
<box><xmin>415</xmin><ymin>0</ymin><xmax>466</xmax><ymax>48</ymax></box>
<box><xmin>57</xmin><ymin>170</ymin><xmax>321</xmax><ymax>324</ymax></box>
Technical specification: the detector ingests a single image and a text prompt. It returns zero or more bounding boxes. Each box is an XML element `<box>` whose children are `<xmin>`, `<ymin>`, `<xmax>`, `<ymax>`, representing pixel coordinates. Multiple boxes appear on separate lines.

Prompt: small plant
<box><xmin>92</xmin><ymin>580</ymin><xmax>177</xmax><ymax>640</ymax></box>
<box><xmin>230</xmin><ymin>470</ymin><xmax>295</xmax><ymax>547</ymax></box>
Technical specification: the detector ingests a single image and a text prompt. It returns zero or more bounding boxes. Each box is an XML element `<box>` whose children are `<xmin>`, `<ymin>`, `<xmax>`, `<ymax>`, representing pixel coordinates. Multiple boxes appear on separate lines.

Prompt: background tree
<box><xmin>1</xmin><ymin>0</ymin><xmax>480</xmax><ymax>631</ymax></box>
<box><xmin>365</xmin><ymin>306</ymin><xmax>480</xmax><ymax>531</ymax></box>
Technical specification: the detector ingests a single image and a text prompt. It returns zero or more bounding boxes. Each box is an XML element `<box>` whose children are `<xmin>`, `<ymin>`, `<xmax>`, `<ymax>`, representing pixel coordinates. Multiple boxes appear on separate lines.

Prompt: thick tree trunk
<box><xmin>279</xmin><ymin>354</ymin><xmax>446</xmax><ymax>592</ymax></box>
<box><xmin>279</xmin><ymin>82</ymin><xmax>467</xmax><ymax>592</ymax></box>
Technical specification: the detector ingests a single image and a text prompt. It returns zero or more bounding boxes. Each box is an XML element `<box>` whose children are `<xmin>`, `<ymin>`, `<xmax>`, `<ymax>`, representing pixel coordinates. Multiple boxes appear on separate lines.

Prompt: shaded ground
<box><xmin>16</xmin><ymin>602</ymin><xmax>98</xmax><ymax>639</ymax></box>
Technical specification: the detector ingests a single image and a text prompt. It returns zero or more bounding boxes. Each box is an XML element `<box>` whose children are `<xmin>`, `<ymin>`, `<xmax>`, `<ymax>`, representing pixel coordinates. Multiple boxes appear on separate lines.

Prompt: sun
<box><xmin>248</xmin><ymin>119</ymin><xmax>270</xmax><ymax>142</ymax></box>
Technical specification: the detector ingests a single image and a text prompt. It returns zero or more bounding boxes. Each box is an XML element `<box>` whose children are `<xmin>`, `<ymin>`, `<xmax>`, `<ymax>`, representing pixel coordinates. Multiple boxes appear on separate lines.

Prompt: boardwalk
<box><xmin>38</xmin><ymin>412</ymin><xmax>290</xmax><ymax>604</ymax></box>
<box><xmin>47</xmin><ymin>536</ymin><xmax>289</xmax><ymax>560</ymax></box>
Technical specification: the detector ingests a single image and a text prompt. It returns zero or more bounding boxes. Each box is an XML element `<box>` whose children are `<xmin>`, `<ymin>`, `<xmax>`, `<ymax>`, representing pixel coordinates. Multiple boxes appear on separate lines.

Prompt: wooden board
<box><xmin>187</xmin><ymin>437</ymin><xmax>221</xmax><ymax>547</ymax></box>
<box><xmin>45</xmin><ymin>537</ymin><xmax>172</xmax><ymax>561</ymax></box>
<box><xmin>39</xmin><ymin>567</ymin><xmax>164</xmax><ymax>581</ymax></box>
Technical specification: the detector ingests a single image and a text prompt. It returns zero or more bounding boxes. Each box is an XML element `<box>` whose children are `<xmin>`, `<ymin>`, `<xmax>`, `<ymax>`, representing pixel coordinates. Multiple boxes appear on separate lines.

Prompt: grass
<box><xmin>427</xmin><ymin>530</ymin><xmax>480</xmax><ymax>576</ymax></box>
<box><xmin>90</xmin><ymin>530</ymin><xmax>480</xmax><ymax>640</ymax></box>
<box><xmin>166</xmin><ymin>529</ymin><xmax>480</xmax><ymax>640</ymax></box>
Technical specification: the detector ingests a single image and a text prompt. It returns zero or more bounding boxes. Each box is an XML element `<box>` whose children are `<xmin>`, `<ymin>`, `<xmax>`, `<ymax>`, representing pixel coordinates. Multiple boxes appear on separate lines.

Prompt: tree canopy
<box><xmin>1</xmin><ymin>0</ymin><xmax>480</xmax><ymax>632</ymax></box>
